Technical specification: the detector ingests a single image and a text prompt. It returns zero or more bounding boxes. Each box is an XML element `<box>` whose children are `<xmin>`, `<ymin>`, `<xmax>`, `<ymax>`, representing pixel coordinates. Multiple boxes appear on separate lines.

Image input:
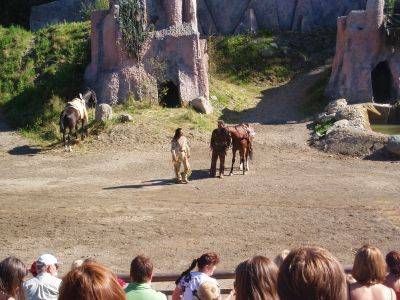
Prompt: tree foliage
<box><xmin>118</xmin><ymin>0</ymin><xmax>150</xmax><ymax>60</ymax></box>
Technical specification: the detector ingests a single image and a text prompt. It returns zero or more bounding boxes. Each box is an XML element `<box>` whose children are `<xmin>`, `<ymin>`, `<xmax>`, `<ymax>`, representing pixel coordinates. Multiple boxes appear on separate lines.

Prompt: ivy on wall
<box><xmin>384</xmin><ymin>0</ymin><xmax>400</xmax><ymax>46</ymax></box>
<box><xmin>118</xmin><ymin>0</ymin><xmax>150</xmax><ymax>60</ymax></box>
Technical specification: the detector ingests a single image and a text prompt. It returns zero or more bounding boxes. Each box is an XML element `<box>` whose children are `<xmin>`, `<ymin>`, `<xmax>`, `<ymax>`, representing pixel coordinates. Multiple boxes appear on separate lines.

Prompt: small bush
<box><xmin>313</xmin><ymin>118</ymin><xmax>335</xmax><ymax>136</ymax></box>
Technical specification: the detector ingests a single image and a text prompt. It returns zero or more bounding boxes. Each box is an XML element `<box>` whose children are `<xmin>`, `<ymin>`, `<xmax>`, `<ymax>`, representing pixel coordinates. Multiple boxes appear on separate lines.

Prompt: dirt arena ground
<box><xmin>1</xmin><ymin>69</ymin><xmax>400</xmax><ymax>279</ymax></box>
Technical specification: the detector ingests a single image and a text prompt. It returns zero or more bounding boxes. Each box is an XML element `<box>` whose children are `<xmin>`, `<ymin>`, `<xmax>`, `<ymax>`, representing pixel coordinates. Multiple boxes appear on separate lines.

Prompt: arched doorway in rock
<box><xmin>372</xmin><ymin>61</ymin><xmax>393</xmax><ymax>103</ymax></box>
<box><xmin>158</xmin><ymin>81</ymin><xmax>181</xmax><ymax>108</ymax></box>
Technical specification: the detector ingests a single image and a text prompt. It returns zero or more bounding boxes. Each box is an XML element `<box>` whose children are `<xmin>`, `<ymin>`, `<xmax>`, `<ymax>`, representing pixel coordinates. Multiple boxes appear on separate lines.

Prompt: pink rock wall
<box><xmin>85</xmin><ymin>0</ymin><xmax>208</xmax><ymax>105</ymax></box>
<box><xmin>326</xmin><ymin>0</ymin><xmax>400</xmax><ymax>104</ymax></box>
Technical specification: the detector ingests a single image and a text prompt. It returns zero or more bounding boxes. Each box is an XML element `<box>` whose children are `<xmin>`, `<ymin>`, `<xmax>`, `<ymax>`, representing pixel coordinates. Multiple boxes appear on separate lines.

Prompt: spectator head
<box><xmin>30</xmin><ymin>261</ymin><xmax>38</xmax><ymax>277</ymax></box>
<box><xmin>278</xmin><ymin>246</ymin><xmax>347</xmax><ymax>300</ymax></box>
<box><xmin>217</xmin><ymin>120</ymin><xmax>225</xmax><ymax>129</ymax></box>
<box><xmin>130</xmin><ymin>256</ymin><xmax>154</xmax><ymax>283</ymax></box>
<box><xmin>273</xmin><ymin>249</ymin><xmax>290</xmax><ymax>268</ymax></box>
<box><xmin>352</xmin><ymin>245</ymin><xmax>386</xmax><ymax>285</ymax></box>
<box><xmin>59</xmin><ymin>261</ymin><xmax>125</xmax><ymax>300</ymax></box>
<box><xmin>234</xmin><ymin>256</ymin><xmax>278</xmax><ymax>300</ymax></box>
<box><xmin>36</xmin><ymin>254</ymin><xmax>60</xmax><ymax>276</ymax></box>
<box><xmin>0</xmin><ymin>256</ymin><xmax>28</xmax><ymax>299</ymax></box>
<box><xmin>386</xmin><ymin>251</ymin><xmax>400</xmax><ymax>276</ymax></box>
<box><xmin>71</xmin><ymin>260</ymin><xmax>83</xmax><ymax>270</ymax></box>
<box><xmin>196</xmin><ymin>281</ymin><xmax>221</xmax><ymax>300</ymax></box>
<box><xmin>175</xmin><ymin>252</ymin><xmax>220</xmax><ymax>285</ymax></box>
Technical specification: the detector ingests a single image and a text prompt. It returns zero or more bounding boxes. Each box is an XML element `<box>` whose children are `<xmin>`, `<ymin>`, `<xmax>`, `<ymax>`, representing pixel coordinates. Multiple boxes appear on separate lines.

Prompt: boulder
<box><xmin>314</xmin><ymin>112</ymin><xmax>336</xmax><ymax>125</ymax></box>
<box><xmin>326</xmin><ymin>119</ymin><xmax>350</xmax><ymax>135</ymax></box>
<box><xmin>95</xmin><ymin>104</ymin><xmax>113</xmax><ymax>121</ymax></box>
<box><xmin>386</xmin><ymin>135</ymin><xmax>400</xmax><ymax>156</ymax></box>
<box><xmin>325</xmin><ymin>99</ymin><xmax>347</xmax><ymax>115</ymax></box>
<box><xmin>335</xmin><ymin>104</ymin><xmax>370</xmax><ymax>129</ymax></box>
<box><xmin>317</xmin><ymin>127</ymin><xmax>387</xmax><ymax>156</ymax></box>
<box><xmin>119</xmin><ymin>114</ymin><xmax>133</xmax><ymax>123</ymax></box>
<box><xmin>190</xmin><ymin>96</ymin><xmax>213</xmax><ymax>114</ymax></box>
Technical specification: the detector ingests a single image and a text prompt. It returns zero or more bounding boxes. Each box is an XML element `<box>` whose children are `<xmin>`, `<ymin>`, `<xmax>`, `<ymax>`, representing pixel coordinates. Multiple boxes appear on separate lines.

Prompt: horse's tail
<box><xmin>60</xmin><ymin>110</ymin><xmax>67</xmax><ymax>132</ymax></box>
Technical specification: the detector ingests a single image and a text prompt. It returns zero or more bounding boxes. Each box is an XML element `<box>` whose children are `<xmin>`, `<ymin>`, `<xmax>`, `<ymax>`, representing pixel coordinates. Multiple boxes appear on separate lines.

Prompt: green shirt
<box><xmin>125</xmin><ymin>283</ymin><xmax>167</xmax><ymax>300</ymax></box>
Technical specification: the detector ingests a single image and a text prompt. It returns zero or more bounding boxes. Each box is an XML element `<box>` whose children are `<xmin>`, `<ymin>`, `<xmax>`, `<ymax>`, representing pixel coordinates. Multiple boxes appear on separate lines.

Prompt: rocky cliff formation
<box><xmin>31</xmin><ymin>0</ymin><xmax>367</xmax><ymax>33</ymax></box>
<box><xmin>326</xmin><ymin>0</ymin><xmax>400</xmax><ymax>104</ymax></box>
<box><xmin>85</xmin><ymin>0</ymin><xmax>209</xmax><ymax>105</ymax></box>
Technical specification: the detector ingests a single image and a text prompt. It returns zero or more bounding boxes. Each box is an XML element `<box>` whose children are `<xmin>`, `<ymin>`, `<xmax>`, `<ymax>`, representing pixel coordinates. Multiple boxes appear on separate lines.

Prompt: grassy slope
<box><xmin>0</xmin><ymin>22</ymin><xmax>90</xmax><ymax>141</ymax></box>
<box><xmin>0</xmin><ymin>23</ymin><xmax>333</xmax><ymax>144</ymax></box>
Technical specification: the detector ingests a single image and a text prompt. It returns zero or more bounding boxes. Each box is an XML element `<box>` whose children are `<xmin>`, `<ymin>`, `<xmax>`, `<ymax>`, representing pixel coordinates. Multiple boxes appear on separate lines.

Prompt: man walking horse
<box><xmin>210</xmin><ymin>120</ymin><xmax>231</xmax><ymax>178</ymax></box>
<box><xmin>210</xmin><ymin>121</ymin><xmax>255</xmax><ymax>178</ymax></box>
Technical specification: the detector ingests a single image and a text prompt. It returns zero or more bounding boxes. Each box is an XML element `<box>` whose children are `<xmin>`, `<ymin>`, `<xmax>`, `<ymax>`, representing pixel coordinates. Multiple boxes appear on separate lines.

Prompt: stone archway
<box><xmin>372</xmin><ymin>61</ymin><xmax>393</xmax><ymax>103</ymax></box>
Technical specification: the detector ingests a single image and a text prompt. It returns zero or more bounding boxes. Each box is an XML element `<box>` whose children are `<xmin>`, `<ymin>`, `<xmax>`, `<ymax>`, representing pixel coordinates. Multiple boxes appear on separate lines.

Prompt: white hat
<box><xmin>37</xmin><ymin>254</ymin><xmax>59</xmax><ymax>266</ymax></box>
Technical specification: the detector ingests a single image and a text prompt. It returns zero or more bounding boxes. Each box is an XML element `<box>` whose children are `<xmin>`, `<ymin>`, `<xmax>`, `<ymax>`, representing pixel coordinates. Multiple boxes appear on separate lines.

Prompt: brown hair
<box><xmin>386</xmin><ymin>251</ymin><xmax>400</xmax><ymax>276</ymax></box>
<box><xmin>175</xmin><ymin>252</ymin><xmax>220</xmax><ymax>285</ymax></box>
<box><xmin>352</xmin><ymin>245</ymin><xmax>387</xmax><ymax>285</ymax></box>
<box><xmin>59</xmin><ymin>261</ymin><xmax>126</xmax><ymax>300</ymax></box>
<box><xmin>278</xmin><ymin>246</ymin><xmax>347</xmax><ymax>300</ymax></box>
<box><xmin>130</xmin><ymin>256</ymin><xmax>154</xmax><ymax>283</ymax></box>
<box><xmin>0</xmin><ymin>257</ymin><xmax>27</xmax><ymax>299</ymax></box>
<box><xmin>234</xmin><ymin>256</ymin><xmax>278</xmax><ymax>300</ymax></box>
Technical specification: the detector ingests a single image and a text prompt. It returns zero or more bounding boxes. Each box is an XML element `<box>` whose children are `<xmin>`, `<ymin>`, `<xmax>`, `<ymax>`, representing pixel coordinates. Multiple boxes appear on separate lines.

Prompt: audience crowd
<box><xmin>0</xmin><ymin>245</ymin><xmax>399</xmax><ymax>300</ymax></box>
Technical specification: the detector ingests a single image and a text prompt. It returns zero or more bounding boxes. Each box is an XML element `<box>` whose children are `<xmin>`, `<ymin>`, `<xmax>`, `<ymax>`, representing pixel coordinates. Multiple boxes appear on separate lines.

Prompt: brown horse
<box><xmin>60</xmin><ymin>89</ymin><xmax>97</xmax><ymax>150</ymax></box>
<box><xmin>226</xmin><ymin>124</ymin><xmax>255</xmax><ymax>176</ymax></box>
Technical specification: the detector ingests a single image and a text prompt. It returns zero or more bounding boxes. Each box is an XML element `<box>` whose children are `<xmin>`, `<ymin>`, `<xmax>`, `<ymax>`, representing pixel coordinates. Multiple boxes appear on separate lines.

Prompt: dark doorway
<box><xmin>158</xmin><ymin>81</ymin><xmax>180</xmax><ymax>108</ymax></box>
<box><xmin>372</xmin><ymin>61</ymin><xmax>393</xmax><ymax>103</ymax></box>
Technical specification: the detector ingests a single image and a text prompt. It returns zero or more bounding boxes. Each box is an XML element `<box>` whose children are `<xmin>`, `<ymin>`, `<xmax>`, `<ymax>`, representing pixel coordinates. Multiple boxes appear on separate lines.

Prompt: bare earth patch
<box><xmin>1</xmin><ymin>69</ymin><xmax>399</xmax><ymax>278</ymax></box>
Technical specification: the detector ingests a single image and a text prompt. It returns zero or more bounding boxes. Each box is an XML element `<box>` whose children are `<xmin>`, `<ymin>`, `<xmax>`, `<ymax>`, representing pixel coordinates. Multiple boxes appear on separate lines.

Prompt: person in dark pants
<box><xmin>210</xmin><ymin>120</ymin><xmax>231</xmax><ymax>178</ymax></box>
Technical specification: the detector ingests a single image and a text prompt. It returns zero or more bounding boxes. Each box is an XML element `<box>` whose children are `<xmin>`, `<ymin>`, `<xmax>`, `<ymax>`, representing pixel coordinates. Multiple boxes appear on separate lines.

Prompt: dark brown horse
<box><xmin>226</xmin><ymin>124</ymin><xmax>255</xmax><ymax>176</ymax></box>
<box><xmin>60</xmin><ymin>89</ymin><xmax>97</xmax><ymax>150</ymax></box>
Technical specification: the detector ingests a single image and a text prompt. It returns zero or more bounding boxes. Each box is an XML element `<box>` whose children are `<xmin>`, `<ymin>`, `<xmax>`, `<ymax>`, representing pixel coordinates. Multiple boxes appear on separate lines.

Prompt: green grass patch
<box><xmin>0</xmin><ymin>22</ymin><xmax>90</xmax><ymax>142</ymax></box>
<box><xmin>209</xmin><ymin>29</ymin><xmax>335</xmax><ymax>85</ymax></box>
<box><xmin>313</xmin><ymin>118</ymin><xmax>335</xmax><ymax>136</ymax></box>
<box><xmin>0</xmin><ymin>21</ymin><xmax>335</xmax><ymax>145</ymax></box>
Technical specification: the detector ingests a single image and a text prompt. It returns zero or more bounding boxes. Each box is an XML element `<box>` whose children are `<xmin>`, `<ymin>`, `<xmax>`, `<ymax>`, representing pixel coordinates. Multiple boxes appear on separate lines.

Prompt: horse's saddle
<box><xmin>66</xmin><ymin>98</ymin><xmax>88</xmax><ymax>121</ymax></box>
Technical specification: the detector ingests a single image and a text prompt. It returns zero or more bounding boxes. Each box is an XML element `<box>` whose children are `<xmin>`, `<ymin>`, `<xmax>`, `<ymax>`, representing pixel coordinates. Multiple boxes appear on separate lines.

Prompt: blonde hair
<box><xmin>196</xmin><ymin>281</ymin><xmax>221</xmax><ymax>300</ymax></box>
<box><xmin>70</xmin><ymin>260</ymin><xmax>83</xmax><ymax>270</ymax></box>
<box><xmin>278</xmin><ymin>246</ymin><xmax>347</xmax><ymax>300</ymax></box>
<box><xmin>273</xmin><ymin>249</ymin><xmax>290</xmax><ymax>268</ymax></box>
<box><xmin>352</xmin><ymin>245</ymin><xmax>387</xmax><ymax>285</ymax></box>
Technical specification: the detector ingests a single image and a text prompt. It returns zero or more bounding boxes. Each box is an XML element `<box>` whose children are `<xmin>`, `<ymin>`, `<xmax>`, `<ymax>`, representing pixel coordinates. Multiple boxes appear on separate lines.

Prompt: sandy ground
<box><xmin>1</xmin><ymin>68</ymin><xmax>400</xmax><ymax>282</ymax></box>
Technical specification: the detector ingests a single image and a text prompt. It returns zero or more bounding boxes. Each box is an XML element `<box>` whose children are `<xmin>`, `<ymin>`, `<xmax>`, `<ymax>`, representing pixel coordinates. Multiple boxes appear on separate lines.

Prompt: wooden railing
<box><xmin>119</xmin><ymin>266</ymin><xmax>353</xmax><ymax>297</ymax></box>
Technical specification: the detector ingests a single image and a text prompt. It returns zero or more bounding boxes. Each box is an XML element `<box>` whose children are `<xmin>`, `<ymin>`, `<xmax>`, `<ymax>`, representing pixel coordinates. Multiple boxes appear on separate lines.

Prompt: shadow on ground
<box><xmin>220</xmin><ymin>67</ymin><xmax>327</xmax><ymax>125</ymax></box>
<box><xmin>8</xmin><ymin>145</ymin><xmax>42</xmax><ymax>156</ymax></box>
<box><xmin>103</xmin><ymin>169</ymin><xmax>211</xmax><ymax>190</ymax></box>
<box><xmin>364</xmin><ymin>148</ymin><xmax>400</xmax><ymax>162</ymax></box>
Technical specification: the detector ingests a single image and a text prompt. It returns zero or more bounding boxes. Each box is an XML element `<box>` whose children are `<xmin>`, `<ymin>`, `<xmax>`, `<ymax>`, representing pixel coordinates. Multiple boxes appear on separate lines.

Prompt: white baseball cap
<box><xmin>37</xmin><ymin>254</ymin><xmax>59</xmax><ymax>266</ymax></box>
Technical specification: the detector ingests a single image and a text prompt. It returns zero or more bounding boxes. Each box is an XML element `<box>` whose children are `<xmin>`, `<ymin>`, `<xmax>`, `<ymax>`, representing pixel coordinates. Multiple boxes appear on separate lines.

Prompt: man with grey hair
<box><xmin>23</xmin><ymin>254</ymin><xmax>62</xmax><ymax>300</ymax></box>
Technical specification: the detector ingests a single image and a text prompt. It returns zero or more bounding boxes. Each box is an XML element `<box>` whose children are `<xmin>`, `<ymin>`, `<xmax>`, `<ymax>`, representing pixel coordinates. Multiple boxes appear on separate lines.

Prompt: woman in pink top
<box><xmin>349</xmin><ymin>245</ymin><xmax>396</xmax><ymax>300</ymax></box>
<box><xmin>384</xmin><ymin>251</ymin><xmax>400</xmax><ymax>299</ymax></box>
